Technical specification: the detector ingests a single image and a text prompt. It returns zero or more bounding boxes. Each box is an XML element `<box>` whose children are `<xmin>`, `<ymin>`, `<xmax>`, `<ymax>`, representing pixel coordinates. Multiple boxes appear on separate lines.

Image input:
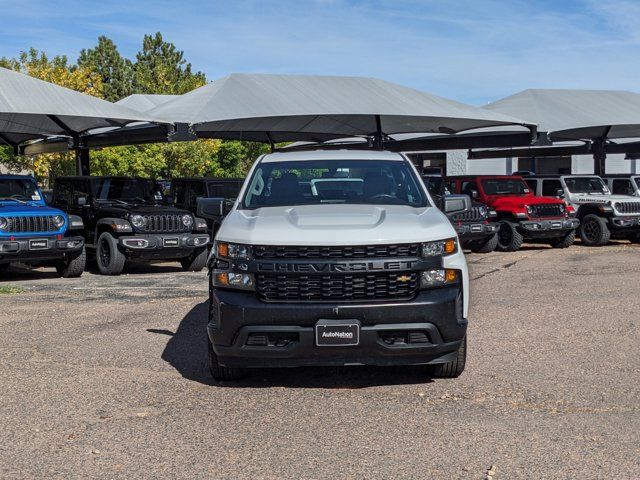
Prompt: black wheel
<box><xmin>96</xmin><ymin>232</ymin><xmax>126</xmax><ymax>275</ymax></box>
<box><xmin>579</xmin><ymin>214</ymin><xmax>610</xmax><ymax>246</ymax></box>
<box><xmin>629</xmin><ymin>233</ymin><xmax>640</xmax><ymax>244</ymax></box>
<box><xmin>427</xmin><ymin>336</ymin><xmax>466</xmax><ymax>378</ymax></box>
<box><xmin>56</xmin><ymin>247</ymin><xmax>86</xmax><ymax>278</ymax></box>
<box><xmin>180</xmin><ymin>247</ymin><xmax>208</xmax><ymax>272</ymax></box>
<box><xmin>0</xmin><ymin>263</ymin><xmax>9</xmax><ymax>273</ymax></box>
<box><xmin>549</xmin><ymin>229</ymin><xmax>576</xmax><ymax>249</ymax></box>
<box><xmin>208</xmin><ymin>340</ymin><xmax>247</xmax><ymax>381</ymax></box>
<box><xmin>468</xmin><ymin>233</ymin><xmax>499</xmax><ymax>253</ymax></box>
<box><xmin>496</xmin><ymin>221</ymin><xmax>524</xmax><ymax>252</ymax></box>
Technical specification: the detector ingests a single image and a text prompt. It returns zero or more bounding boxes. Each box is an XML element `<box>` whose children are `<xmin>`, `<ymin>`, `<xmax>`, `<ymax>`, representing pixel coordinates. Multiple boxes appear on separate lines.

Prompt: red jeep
<box><xmin>447</xmin><ymin>176</ymin><xmax>579</xmax><ymax>251</ymax></box>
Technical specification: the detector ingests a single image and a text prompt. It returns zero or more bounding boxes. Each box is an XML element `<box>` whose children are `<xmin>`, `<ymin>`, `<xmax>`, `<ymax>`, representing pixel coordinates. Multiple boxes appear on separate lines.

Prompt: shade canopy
<box><xmin>0</xmin><ymin>66</ymin><xmax>162</xmax><ymax>149</ymax></box>
<box><xmin>146</xmin><ymin>73</ymin><xmax>535</xmax><ymax>144</ymax></box>
<box><xmin>115</xmin><ymin>94</ymin><xmax>179</xmax><ymax>113</ymax></box>
<box><xmin>484</xmin><ymin>89</ymin><xmax>640</xmax><ymax>142</ymax></box>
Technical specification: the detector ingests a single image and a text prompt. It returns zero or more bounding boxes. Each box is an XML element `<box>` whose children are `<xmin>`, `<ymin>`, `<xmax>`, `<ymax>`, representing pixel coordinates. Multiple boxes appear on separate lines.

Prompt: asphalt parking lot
<box><xmin>1</xmin><ymin>243</ymin><xmax>639</xmax><ymax>479</ymax></box>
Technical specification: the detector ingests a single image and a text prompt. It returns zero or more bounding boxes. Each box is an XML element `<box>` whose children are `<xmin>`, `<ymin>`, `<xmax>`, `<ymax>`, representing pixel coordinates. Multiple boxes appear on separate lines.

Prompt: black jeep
<box><xmin>52</xmin><ymin>176</ymin><xmax>210</xmax><ymax>275</ymax></box>
<box><xmin>423</xmin><ymin>175</ymin><xmax>499</xmax><ymax>253</ymax></box>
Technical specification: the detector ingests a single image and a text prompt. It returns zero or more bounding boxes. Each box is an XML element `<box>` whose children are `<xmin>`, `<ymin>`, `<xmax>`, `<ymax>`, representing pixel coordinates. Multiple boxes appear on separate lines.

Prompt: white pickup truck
<box><xmin>199</xmin><ymin>150</ymin><xmax>471</xmax><ymax>381</ymax></box>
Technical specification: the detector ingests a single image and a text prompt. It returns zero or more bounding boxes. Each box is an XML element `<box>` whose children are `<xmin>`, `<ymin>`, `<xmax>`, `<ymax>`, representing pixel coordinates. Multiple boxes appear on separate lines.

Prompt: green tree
<box><xmin>78</xmin><ymin>36</ymin><xmax>133</xmax><ymax>102</ymax></box>
<box><xmin>133</xmin><ymin>32</ymin><xmax>206</xmax><ymax>94</ymax></box>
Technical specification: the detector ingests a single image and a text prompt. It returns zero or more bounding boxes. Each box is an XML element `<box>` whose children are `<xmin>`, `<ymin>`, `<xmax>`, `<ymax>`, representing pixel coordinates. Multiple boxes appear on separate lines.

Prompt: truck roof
<box><xmin>260</xmin><ymin>149</ymin><xmax>406</xmax><ymax>163</ymax></box>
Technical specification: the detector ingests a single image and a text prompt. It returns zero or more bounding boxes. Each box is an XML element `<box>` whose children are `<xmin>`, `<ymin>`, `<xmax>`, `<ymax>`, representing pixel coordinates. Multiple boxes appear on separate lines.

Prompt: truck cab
<box><xmin>202</xmin><ymin>150</ymin><xmax>470</xmax><ymax>382</ymax></box>
<box><xmin>447</xmin><ymin>175</ymin><xmax>579</xmax><ymax>251</ymax></box>
<box><xmin>524</xmin><ymin>174</ymin><xmax>640</xmax><ymax>246</ymax></box>
<box><xmin>52</xmin><ymin>176</ymin><xmax>210</xmax><ymax>275</ymax></box>
<box><xmin>0</xmin><ymin>174</ymin><xmax>85</xmax><ymax>277</ymax></box>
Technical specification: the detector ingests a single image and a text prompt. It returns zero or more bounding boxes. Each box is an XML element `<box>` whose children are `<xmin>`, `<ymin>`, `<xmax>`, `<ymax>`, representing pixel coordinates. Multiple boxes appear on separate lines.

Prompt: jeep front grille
<box><xmin>450</xmin><ymin>205</ymin><xmax>487</xmax><ymax>222</ymax></box>
<box><xmin>253</xmin><ymin>243</ymin><xmax>421</xmax><ymax>259</ymax></box>
<box><xmin>529</xmin><ymin>204</ymin><xmax>564</xmax><ymax>218</ymax></box>
<box><xmin>615</xmin><ymin>201</ymin><xmax>640</xmax><ymax>214</ymax></box>
<box><xmin>5</xmin><ymin>216</ymin><xmax>59</xmax><ymax>233</ymax></box>
<box><xmin>256</xmin><ymin>272</ymin><xmax>419</xmax><ymax>302</ymax></box>
<box><xmin>141</xmin><ymin>215</ymin><xmax>189</xmax><ymax>233</ymax></box>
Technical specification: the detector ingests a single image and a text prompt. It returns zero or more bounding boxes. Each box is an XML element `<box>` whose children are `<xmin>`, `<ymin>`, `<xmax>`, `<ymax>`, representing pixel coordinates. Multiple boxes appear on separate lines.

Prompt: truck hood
<box><xmin>217</xmin><ymin>204</ymin><xmax>457</xmax><ymax>246</ymax></box>
<box><xmin>0</xmin><ymin>204</ymin><xmax>66</xmax><ymax>216</ymax></box>
<box><xmin>95</xmin><ymin>204</ymin><xmax>191</xmax><ymax>218</ymax></box>
<box><xmin>488</xmin><ymin>196</ymin><xmax>564</xmax><ymax>210</ymax></box>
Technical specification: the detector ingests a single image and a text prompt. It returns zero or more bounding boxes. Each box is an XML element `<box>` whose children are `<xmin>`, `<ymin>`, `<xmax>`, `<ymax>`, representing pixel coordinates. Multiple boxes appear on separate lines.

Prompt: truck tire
<box><xmin>0</xmin><ymin>263</ymin><xmax>9</xmax><ymax>273</ymax></box>
<box><xmin>208</xmin><ymin>340</ymin><xmax>246</xmax><ymax>381</ymax></box>
<box><xmin>96</xmin><ymin>232</ymin><xmax>126</xmax><ymax>275</ymax></box>
<box><xmin>468</xmin><ymin>233</ymin><xmax>498</xmax><ymax>253</ymax></box>
<box><xmin>549</xmin><ymin>229</ymin><xmax>576</xmax><ymax>249</ymax></box>
<box><xmin>427</xmin><ymin>336</ymin><xmax>466</xmax><ymax>378</ymax></box>
<box><xmin>180</xmin><ymin>247</ymin><xmax>208</xmax><ymax>272</ymax></box>
<box><xmin>496</xmin><ymin>221</ymin><xmax>524</xmax><ymax>252</ymax></box>
<box><xmin>56</xmin><ymin>247</ymin><xmax>86</xmax><ymax>278</ymax></box>
<box><xmin>579</xmin><ymin>214</ymin><xmax>610</xmax><ymax>246</ymax></box>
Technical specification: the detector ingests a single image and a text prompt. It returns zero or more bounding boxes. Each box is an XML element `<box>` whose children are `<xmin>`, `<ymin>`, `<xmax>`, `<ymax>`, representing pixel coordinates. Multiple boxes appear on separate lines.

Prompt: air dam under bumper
<box><xmin>208</xmin><ymin>286</ymin><xmax>467</xmax><ymax>368</ymax></box>
<box><xmin>118</xmin><ymin>233</ymin><xmax>209</xmax><ymax>258</ymax></box>
<box><xmin>0</xmin><ymin>235</ymin><xmax>84</xmax><ymax>261</ymax></box>
<box><xmin>518</xmin><ymin>218</ymin><xmax>579</xmax><ymax>237</ymax></box>
<box><xmin>455</xmin><ymin>222</ymin><xmax>498</xmax><ymax>241</ymax></box>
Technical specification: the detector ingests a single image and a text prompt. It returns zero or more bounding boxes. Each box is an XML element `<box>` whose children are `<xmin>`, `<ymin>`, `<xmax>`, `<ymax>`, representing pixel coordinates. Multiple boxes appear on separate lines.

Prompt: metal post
<box><xmin>373</xmin><ymin>115</ymin><xmax>384</xmax><ymax>150</ymax></box>
<box><xmin>75</xmin><ymin>148</ymin><xmax>90</xmax><ymax>176</ymax></box>
<box><xmin>592</xmin><ymin>140</ymin><xmax>606</xmax><ymax>176</ymax></box>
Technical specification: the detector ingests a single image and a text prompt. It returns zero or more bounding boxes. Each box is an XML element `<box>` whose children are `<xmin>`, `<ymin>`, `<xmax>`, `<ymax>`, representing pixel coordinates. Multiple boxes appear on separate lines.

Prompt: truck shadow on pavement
<box><xmin>156</xmin><ymin>301</ymin><xmax>435</xmax><ymax>389</ymax></box>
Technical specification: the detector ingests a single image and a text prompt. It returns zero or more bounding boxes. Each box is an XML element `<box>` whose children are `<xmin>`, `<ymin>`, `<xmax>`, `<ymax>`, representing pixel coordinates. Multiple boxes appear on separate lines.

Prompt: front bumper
<box><xmin>208</xmin><ymin>286</ymin><xmax>467</xmax><ymax>368</ymax></box>
<box><xmin>118</xmin><ymin>233</ymin><xmax>209</xmax><ymax>259</ymax></box>
<box><xmin>0</xmin><ymin>235</ymin><xmax>84</xmax><ymax>262</ymax></box>
<box><xmin>610</xmin><ymin>216</ymin><xmax>640</xmax><ymax>229</ymax></box>
<box><xmin>455</xmin><ymin>221</ymin><xmax>498</xmax><ymax>242</ymax></box>
<box><xmin>518</xmin><ymin>218</ymin><xmax>580</xmax><ymax>238</ymax></box>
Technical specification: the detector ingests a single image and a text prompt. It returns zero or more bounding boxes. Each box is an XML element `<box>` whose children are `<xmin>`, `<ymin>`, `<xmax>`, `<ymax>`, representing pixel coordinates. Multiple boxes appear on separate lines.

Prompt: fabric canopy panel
<box><xmin>484</xmin><ymin>89</ymin><xmax>640</xmax><ymax>142</ymax></box>
<box><xmin>147</xmin><ymin>73</ymin><xmax>535</xmax><ymax>143</ymax></box>
<box><xmin>115</xmin><ymin>94</ymin><xmax>179</xmax><ymax>113</ymax></box>
<box><xmin>0</xmin><ymin>67</ymin><xmax>162</xmax><ymax>147</ymax></box>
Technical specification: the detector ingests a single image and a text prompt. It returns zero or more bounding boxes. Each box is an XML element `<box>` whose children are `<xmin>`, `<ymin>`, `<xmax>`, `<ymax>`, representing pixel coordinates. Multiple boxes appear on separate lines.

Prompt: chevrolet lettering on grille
<box><xmin>256</xmin><ymin>260</ymin><xmax>416</xmax><ymax>273</ymax></box>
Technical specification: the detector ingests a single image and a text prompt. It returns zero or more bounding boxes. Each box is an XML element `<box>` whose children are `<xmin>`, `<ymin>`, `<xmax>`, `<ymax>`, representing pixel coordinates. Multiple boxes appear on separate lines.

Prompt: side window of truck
<box><xmin>172</xmin><ymin>182</ymin><xmax>187</xmax><ymax>208</ymax></box>
<box><xmin>55</xmin><ymin>181</ymin><xmax>73</xmax><ymax>206</ymax></box>
<box><xmin>461</xmin><ymin>181</ymin><xmax>478</xmax><ymax>196</ymax></box>
<box><xmin>73</xmin><ymin>181</ymin><xmax>91</xmax><ymax>205</ymax></box>
<box><xmin>612</xmin><ymin>179</ymin><xmax>633</xmax><ymax>195</ymax></box>
<box><xmin>542</xmin><ymin>179</ymin><xmax>562</xmax><ymax>197</ymax></box>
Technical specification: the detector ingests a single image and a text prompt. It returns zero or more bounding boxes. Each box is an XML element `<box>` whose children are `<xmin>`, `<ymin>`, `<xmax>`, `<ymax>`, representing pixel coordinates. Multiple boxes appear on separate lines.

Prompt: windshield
<box><xmin>93</xmin><ymin>178</ymin><xmax>168</xmax><ymax>204</ymax></box>
<box><xmin>0</xmin><ymin>178</ymin><xmax>40</xmax><ymax>202</ymax></box>
<box><xmin>481</xmin><ymin>178</ymin><xmax>530</xmax><ymax>195</ymax></box>
<box><xmin>565</xmin><ymin>177</ymin><xmax>608</xmax><ymax>194</ymax></box>
<box><xmin>242</xmin><ymin>159</ymin><xmax>428</xmax><ymax>209</ymax></box>
<box><xmin>632</xmin><ymin>176</ymin><xmax>640</xmax><ymax>190</ymax></box>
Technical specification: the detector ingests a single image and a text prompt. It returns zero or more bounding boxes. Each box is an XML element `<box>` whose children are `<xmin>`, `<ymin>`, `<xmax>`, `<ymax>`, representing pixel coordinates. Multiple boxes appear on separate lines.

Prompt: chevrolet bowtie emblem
<box><xmin>397</xmin><ymin>275</ymin><xmax>411</xmax><ymax>283</ymax></box>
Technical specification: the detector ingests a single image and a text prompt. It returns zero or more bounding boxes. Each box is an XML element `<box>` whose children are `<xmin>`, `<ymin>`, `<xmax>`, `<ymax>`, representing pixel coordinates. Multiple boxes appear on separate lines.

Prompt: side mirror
<box><xmin>197</xmin><ymin>197</ymin><xmax>234</xmax><ymax>219</ymax></box>
<box><xmin>444</xmin><ymin>194</ymin><xmax>472</xmax><ymax>214</ymax></box>
<box><xmin>556</xmin><ymin>189</ymin><xmax>565</xmax><ymax>198</ymax></box>
<box><xmin>76</xmin><ymin>196</ymin><xmax>87</xmax><ymax>206</ymax></box>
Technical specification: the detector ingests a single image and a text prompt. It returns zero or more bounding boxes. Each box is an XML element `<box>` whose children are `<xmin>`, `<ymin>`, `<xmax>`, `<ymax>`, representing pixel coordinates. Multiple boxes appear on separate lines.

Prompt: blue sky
<box><xmin>1</xmin><ymin>0</ymin><xmax>639</xmax><ymax>104</ymax></box>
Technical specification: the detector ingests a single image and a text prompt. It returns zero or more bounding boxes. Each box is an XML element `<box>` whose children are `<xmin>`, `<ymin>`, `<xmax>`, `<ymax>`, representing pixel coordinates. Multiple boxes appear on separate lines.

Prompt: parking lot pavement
<box><xmin>0</xmin><ymin>244</ymin><xmax>639</xmax><ymax>479</ymax></box>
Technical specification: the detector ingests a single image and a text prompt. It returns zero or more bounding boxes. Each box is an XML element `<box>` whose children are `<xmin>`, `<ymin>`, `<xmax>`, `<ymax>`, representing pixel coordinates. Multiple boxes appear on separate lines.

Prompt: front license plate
<box><xmin>315</xmin><ymin>320</ymin><xmax>360</xmax><ymax>346</ymax></box>
<box><xmin>29</xmin><ymin>239</ymin><xmax>48</xmax><ymax>250</ymax></box>
<box><xmin>163</xmin><ymin>238</ymin><xmax>179</xmax><ymax>247</ymax></box>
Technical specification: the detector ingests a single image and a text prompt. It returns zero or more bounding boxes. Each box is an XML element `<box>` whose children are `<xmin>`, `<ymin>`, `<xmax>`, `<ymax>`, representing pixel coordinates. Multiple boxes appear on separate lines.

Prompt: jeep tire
<box><xmin>549</xmin><ymin>229</ymin><xmax>576</xmax><ymax>249</ymax></box>
<box><xmin>427</xmin><ymin>336</ymin><xmax>466</xmax><ymax>378</ymax></box>
<box><xmin>208</xmin><ymin>339</ymin><xmax>247</xmax><ymax>381</ymax></box>
<box><xmin>0</xmin><ymin>263</ymin><xmax>9</xmax><ymax>273</ymax></box>
<box><xmin>56</xmin><ymin>247</ymin><xmax>86</xmax><ymax>278</ymax></box>
<box><xmin>97</xmin><ymin>232</ymin><xmax>126</xmax><ymax>275</ymax></box>
<box><xmin>180</xmin><ymin>247</ymin><xmax>208</xmax><ymax>272</ymax></box>
<box><xmin>579</xmin><ymin>214</ymin><xmax>610</xmax><ymax>246</ymax></box>
<box><xmin>496</xmin><ymin>220</ymin><xmax>524</xmax><ymax>252</ymax></box>
<box><xmin>468</xmin><ymin>233</ymin><xmax>499</xmax><ymax>253</ymax></box>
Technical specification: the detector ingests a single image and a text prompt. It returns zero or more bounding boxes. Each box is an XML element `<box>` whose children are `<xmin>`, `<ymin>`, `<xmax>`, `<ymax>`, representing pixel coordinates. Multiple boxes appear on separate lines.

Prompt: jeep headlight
<box><xmin>0</xmin><ymin>217</ymin><xmax>8</xmax><ymax>231</ymax></box>
<box><xmin>182</xmin><ymin>214</ymin><xmax>194</xmax><ymax>228</ymax></box>
<box><xmin>215</xmin><ymin>241</ymin><xmax>252</xmax><ymax>260</ymax></box>
<box><xmin>525</xmin><ymin>205</ymin><xmax>534</xmax><ymax>215</ymax></box>
<box><xmin>559</xmin><ymin>204</ymin><xmax>566</xmax><ymax>214</ymax></box>
<box><xmin>52</xmin><ymin>215</ymin><xmax>65</xmax><ymax>228</ymax></box>
<box><xmin>195</xmin><ymin>217</ymin><xmax>208</xmax><ymax>231</ymax></box>
<box><xmin>421</xmin><ymin>269</ymin><xmax>458</xmax><ymax>289</ymax></box>
<box><xmin>421</xmin><ymin>238</ymin><xmax>457</xmax><ymax>257</ymax></box>
<box><xmin>214</xmin><ymin>271</ymin><xmax>255</xmax><ymax>290</ymax></box>
<box><xmin>130</xmin><ymin>214</ymin><xmax>147</xmax><ymax>229</ymax></box>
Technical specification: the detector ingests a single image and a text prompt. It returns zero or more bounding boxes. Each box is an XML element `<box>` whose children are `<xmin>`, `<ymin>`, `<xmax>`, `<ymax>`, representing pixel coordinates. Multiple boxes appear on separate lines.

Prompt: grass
<box><xmin>0</xmin><ymin>285</ymin><xmax>25</xmax><ymax>295</ymax></box>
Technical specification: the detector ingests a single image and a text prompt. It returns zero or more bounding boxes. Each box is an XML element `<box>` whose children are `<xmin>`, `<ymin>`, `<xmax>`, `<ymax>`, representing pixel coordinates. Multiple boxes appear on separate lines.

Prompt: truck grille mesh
<box><xmin>5</xmin><ymin>216</ymin><xmax>59</xmax><ymax>233</ymax></box>
<box><xmin>615</xmin><ymin>202</ymin><xmax>640</xmax><ymax>214</ymax></box>
<box><xmin>256</xmin><ymin>272</ymin><xmax>419</xmax><ymax>302</ymax></box>
<box><xmin>450</xmin><ymin>206</ymin><xmax>487</xmax><ymax>222</ymax></box>
<box><xmin>253</xmin><ymin>243</ymin><xmax>421</xmax><ymax>259</ymax></box>
<box><xmin>140</xmin><ymin>215</ymin><xmax>190</xmax><ymax>233</ymax></box>
<box><xmin>529</xmin><ymin>204</ymin><xmax>564</xmax><ymax>218</ymax></box>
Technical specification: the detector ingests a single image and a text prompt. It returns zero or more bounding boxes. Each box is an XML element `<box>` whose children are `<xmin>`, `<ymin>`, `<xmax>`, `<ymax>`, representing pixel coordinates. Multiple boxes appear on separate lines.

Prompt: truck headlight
<box><xmin>214</xmin><ymin>271</ymin><xmax>255</xmax><ymax>290</ymax></box>
<box><xmin>421</xmin><ymin>238</ymin><xmax>457</xmax><ymax>257</ymax></box>
<box><xmin>52</xmin><ymin>215</ymin><xmax>65</xmax><ymax>228</ymax></box>
<box><xmin>130</xmin><ymin>214</ymin><xmax>147</xmax><ymax>229</ymax></box>
<box><xmin>420</xmin><ymin>269</ymin><xmax>458</xmax><ymax>289</ymax></box>
<box><xmin>182</xmin><ymin>214</ymin><xmax>194</xmax><ymax>227</ymax></box>
<box><xmin>216</xmin><ymin>241</ymin><xmax>252</xmax><ymax>260</ymax></box>
<box><xmin>0</xmin><ymin>217</ymin><xmax>8</xmax><ymax>231</ymax></box>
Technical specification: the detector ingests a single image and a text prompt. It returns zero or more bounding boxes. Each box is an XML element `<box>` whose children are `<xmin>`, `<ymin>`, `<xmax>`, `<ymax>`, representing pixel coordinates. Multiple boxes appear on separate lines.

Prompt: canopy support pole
<box><xmin>373</xmin><ymin>115</ymin><xmax>383</xmax><ymax>150</ymax></box>
<box><xmin>75</xmin><ymin>147</ymin><xmax>90</xmax><ymax>176</ymax></box>
<box><xmin>265</xmin><ymin>132</ymin><xmax>275</xmax><ymax>152</ymax></box>
<box><xmin>592</xmin><ymin>127</ymin><xmax>611</xmax><ymax>176</ymax></box>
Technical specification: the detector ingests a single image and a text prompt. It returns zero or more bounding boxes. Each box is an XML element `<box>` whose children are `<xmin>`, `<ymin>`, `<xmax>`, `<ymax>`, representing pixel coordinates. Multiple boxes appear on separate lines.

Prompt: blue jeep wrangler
<box><xmin>0</xmin><ymin>175</ymin><xmax>86</xmax><ymax>277</ymax></box>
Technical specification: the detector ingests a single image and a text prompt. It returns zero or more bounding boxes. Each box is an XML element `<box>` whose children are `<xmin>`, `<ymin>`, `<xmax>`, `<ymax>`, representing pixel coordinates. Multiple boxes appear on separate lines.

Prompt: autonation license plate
<box><xmin>163</xmin><ymin>238</ymin><xmax>179</xmax><ymax>247</ymax></box>
<box><xmin>29</xmin><ymin>239</ymin><xmax>48</xmax><ymax>250</ymax></box>
<box><xmin>315</xmin><ymin>320</ymin><xmax>360</xmax><ymax>346</ymax></box>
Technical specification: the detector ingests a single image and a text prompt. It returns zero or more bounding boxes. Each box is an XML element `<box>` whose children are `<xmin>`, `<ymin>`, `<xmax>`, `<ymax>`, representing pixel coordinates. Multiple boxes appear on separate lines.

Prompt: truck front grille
<box><xmin>253</xmin><ymin>243</ymin><xmax>421</xmax><ymax>259</ymax></box>
<box><xmin>450</xmin><ymin>205</ymin><xmax>487</xmax><ymax>222</ymax></box>
<box><xmin>141</xmin><ymin>215</ymin><xmax>189</xmax><ymax>233</ymax></box>
<box><xmin>529</xmin><ymin>204</ymin><xmax>564</xmax><ymax>218</ymax></box>
<box><xmin>615</xmin><ymin>201</ymin><xmax>640</xmax><ymax>214</ymax></box>
<box><xmin>5</xmin><ymin>216</ymin><xmax>59</xmax><ymax>233</ymax></box>
<box><xmin>256</xmin><ymin>272</ymin><xmax>419</xmax><ymax>302</ymax></box>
